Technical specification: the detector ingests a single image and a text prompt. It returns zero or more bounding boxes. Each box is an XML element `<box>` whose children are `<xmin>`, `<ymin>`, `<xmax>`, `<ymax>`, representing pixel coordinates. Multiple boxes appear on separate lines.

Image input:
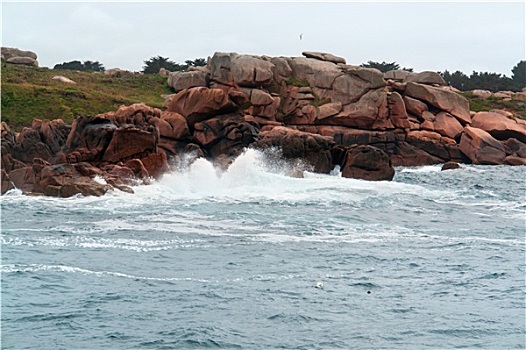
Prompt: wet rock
<box><xmin>340</xmin><ymin>145</ymin><xmax>395</xmax><ymax>181</ymax></box>
<box><xmin>253</xmin><ymin>126</ymin><xmax>334</xmax><ymax>173</ymax></box>
<box><xmin>459</xmin><ymin>126</ymin><xmax>506</xmax><ymax>165</ymax></box>
<box><xmin>441</xmin><ymin>161</ymin><xmax>460</xmax><ymax>171</ymax></box>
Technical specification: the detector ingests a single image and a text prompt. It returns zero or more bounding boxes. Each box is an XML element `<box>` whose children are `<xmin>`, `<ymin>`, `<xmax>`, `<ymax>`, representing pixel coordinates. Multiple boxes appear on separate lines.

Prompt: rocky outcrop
<box><xmin>2</xmin><ymin>47</ymin><xmax>38</xmax><ymax>66</ymax></box>
<box><xmin>2</xmin><ymin>51</ymin><xmax>525</xmax><ymax>197</ymax></box>
<box><xmin>1</xmin><ymin>103</ymin><xmax>174</xmax><ymax>197</ymax></box>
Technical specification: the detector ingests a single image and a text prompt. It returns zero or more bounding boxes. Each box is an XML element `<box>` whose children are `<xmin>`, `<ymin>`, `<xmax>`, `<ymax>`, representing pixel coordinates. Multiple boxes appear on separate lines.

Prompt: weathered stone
<box><xmin>403</xmin><ymin>96</ymin><xmax>428</xmax><ymax>117</ymax></box>
<box><xmin>32</xmin><ymin>119</ymin><xmax>71</xmax><ymax>154</ymax></box>
<box><xmin>404</xmin><ymin>71</ymin><xmax>446</xmax><ymax>85</ymax></box>
<box><xmin>286</xmin><ymin>57</ymin><xmax>343</xmax><ymax>89</ymax></box>
<box><xmin>387</xmin><ymin>92</ymin><xmax>410</xmax><ymax>129</ymax></box>
<box><xmin>459</xmin><ymin>126</ymin><xmax>506</xmax><ymax>165</ymax></box>
<box><xmin>167</xmin><ymin>87</ymin><xmax>239</xmax><ymax>126</ymax></box>
<box><xmin>102</xmin><ymin>128</ymin><xmax>157</xmax><ymax>163</ymax></box>
<box><xmin>1</xmin><ymin>47</ymin><xmax>37</xmax><ymax>60</ymax></box>
<box><xmin>504</xmin><ymin>155</ymin><xmax>526</xmax><ymax>165</ymax></box>
<box><xmin>302</xmin><ymin>51</ymin><xmax>346</xmax><ymax>64</ymax></box>
<box><xmin>52</xmin><ymin>75</ymin><xmax>76</xmax><ymax>84</ymax></box>
<box><xmin>317</xmin><ymin>102</ymin><xmax>342</xmax><ymax>120</ymax></box>
<box><xmin>503</xmin><ymin>138</ymin><xmax>526</xmax><ymax>158</ymax></box>
<box><xmin>433</xmin><ymin>112</ymin><xmax>464</xmax><ymax>139</ymax></box>
<box><xmin>471</xmin><ymin>111</ymin><xmax>526</xmax><ymax>143</ymax></box>
<box><xmin>139</xmin><ymin>153</ymin><xmax>169</xmax><ymax>179</ymax></box>
<box><xmin>471</xmin><ymin>89</ymin><xmax>492</xmax><ymax>100</ymax></box>
<box><xmin>156</xmin><ymin>111</ymin><xmax>190</xmax><ymax>140</ymax></box>
<box><xmin>193</xmin><ymin>113</ymin><xmax>260</xmax><ymax>158</ymax></box>
<box><xmin>231</xmin><ymin>55</ymin><xmax>275</xmax><ymax>87</ymax></box>
<box><xmin>36</xmin><ymin>163</ymin><xmax>112</xmax><ymax>197</ymax></box>
<box><xmin>441</xmin><ymin>161</ymin><xmax>461</xmax><ymax>170</ymax></box>
<box><xmin>1</xmin><ymin>169</ymin><xmax>15</xmax><ymax>194</ymax></box>
<box><xmin>321</xmin><ymin>89</ymin><xmax>390</xmax><ymax>130</ymax></box>
<box><xmin>405</xmin><ymin>82</ymin><xmax>471</xmax><ymax>125</ymax></box>
<box><xmin>65</xmin><ymin>116</ymin><xmax>117</xmax><ymax>160</ymax></box>
<box><xmin>12</xmin><ymin>128</ymin><xmax>53</xmax><ymax>163</ymax></box>
<box><xmin>340</xmin><ymin>145</ymin><xmax>395</xmax><ymax>181</ymax></box>
<box><xmin>167</xmin><ymin>71</ymin><xmax>209</xmax><ymax>91</ymax></box>
<box><xmin>384</xmin><ymin>70</ymin><xmax>414</xmax><ymax>81</ymax></box>
<box><xmin>270</xmin><ymin>57</ymin><xmax>293</xmax><ymax>83</ymax></box>
<box><xmin>390</xmin><ymin>141</ymin><xmax>444</xmax><ymax>166</ymax></box>
<box><xmin>253</xmin><ymin>126</ymin><xmax>334</xmax><ymax>173</ymax></box>
<box><xmin>7</xmin><ymin>56</ymin><xmax>38</xmax><ymax>66</ymax></box>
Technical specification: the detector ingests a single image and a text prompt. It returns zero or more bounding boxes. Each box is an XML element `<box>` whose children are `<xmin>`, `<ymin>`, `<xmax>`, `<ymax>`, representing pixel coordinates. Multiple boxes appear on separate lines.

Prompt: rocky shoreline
<box><xmin>2</xmin><ymin>51</ymin><xmax>525</xmax><ymax>197</ymax></box>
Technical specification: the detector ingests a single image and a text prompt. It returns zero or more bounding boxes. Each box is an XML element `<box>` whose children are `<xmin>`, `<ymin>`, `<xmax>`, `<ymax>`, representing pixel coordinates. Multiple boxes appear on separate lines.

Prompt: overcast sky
<box><xmin>2</xmin><ymin>1</ymin><xmax>525</xmax><ymax>75</ymax></box>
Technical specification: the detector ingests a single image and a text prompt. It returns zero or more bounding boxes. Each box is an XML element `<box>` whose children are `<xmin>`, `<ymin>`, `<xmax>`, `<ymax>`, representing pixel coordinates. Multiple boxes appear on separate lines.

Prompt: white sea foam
<box><xmin>1</xmin><ymin>264</ymin><xmax>211</xmax><ymax>283</ymax></box>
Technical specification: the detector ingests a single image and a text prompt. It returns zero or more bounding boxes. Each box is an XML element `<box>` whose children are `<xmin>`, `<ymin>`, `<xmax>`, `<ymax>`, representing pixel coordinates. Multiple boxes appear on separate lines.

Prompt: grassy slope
<box><xmin>1</xmin><ymin>63</ymin><xmax>173</xmax><ymax>131</ymax></box>
<box><xmin>2</xmin><ymin>63</ymin><xmax>525</xmax><ymax>132</ymax></box>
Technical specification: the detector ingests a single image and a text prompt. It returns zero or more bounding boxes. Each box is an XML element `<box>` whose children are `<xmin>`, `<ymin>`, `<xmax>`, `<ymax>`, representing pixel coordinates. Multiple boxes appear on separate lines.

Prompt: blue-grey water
<box><xmin>2</xmin><ymin>149</ymin><xmax>525</xmax><ymax>349</ymax></box>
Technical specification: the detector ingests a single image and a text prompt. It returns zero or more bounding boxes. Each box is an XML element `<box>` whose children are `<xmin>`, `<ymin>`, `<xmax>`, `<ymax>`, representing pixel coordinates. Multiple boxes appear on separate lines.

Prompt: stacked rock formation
<box><xmin>1</xmin><ymin>47</ymin><xmax>38</xmax><ymax>67</ymax></box>
<box><xmin>2</xmin><ymin>51</ymin><xmax>525</xmax><ymax>197</ymax></box>
<box><xmin>166</xmin><ymin>51</ymin><xmax>525</xmax><ymax>167</ymax></box>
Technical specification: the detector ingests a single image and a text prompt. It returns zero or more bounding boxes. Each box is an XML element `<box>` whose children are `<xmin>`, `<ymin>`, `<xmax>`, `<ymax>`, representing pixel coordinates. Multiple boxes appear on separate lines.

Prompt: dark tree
<box><xmin>142</xmin><ymin>56</ymin><xmax>181</xmax><ymax>74</ymax></box>
<box><xmin>186</xmin><ymin>58</ymin><xmax>207</xmax><ymax>67</ymax></box>
<box><xmin>360</xmin><ymin>61</ymin><xmax>412</xmax><ymax>73</ymax></box>
<box><xmin>511</xmin><ymin>60</ymin><xmax>525</xmax><ymax>86</ymax></box>
<box><xmin>53</xmin><ymin>60</ymin><xmax>104</xmax><ymax>72</ymax></box>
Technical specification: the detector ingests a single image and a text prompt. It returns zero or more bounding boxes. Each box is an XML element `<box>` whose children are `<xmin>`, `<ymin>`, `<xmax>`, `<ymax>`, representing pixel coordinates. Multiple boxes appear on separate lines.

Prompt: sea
<box><xmin>1</xmin><ymin>149</ymin><xmax>525</xmax><ymax>349</ymax></box>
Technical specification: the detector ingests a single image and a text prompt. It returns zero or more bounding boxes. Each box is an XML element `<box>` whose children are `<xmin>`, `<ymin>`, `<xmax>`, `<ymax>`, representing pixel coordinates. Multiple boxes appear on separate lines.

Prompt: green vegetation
<box><xmin>461</xmin><ymin>92</ymin><xmax>526</xmax><ymax>120</ymax></box>
<box><xmin>54</xmin><ymin>60</ymin><xmax>105</xmax><ymax>72</ymax></box>
<box><xmin>142</xmin><ymin>56</ymin><xmax>206</xmax><ymax>74</ymax></box>
<box><xmin>360</xmin><ymin>61</ymin><xmax>413</xmax><ymax>73</ymax></box>
<box><xmin>286</xmin><ymin>76</ymin><xmax>310</xmax><ymax>87</ymax></box>
<box><xmin>1</xmin><ymin>63</ymin><xmax>173</xmax><ymax>130</ymax></box>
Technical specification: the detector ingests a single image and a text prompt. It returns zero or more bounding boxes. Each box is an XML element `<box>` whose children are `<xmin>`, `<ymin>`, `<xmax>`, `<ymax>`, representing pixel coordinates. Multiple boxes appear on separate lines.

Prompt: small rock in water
<box><xmin>441</xmin><ymin>161</ymin><xmax>461</xmax><ymax>171</ymax></box>
<box><xmin>315</xmin><ymin>282</ymin><xmax>324</xmax><ymax>289</ymax></box>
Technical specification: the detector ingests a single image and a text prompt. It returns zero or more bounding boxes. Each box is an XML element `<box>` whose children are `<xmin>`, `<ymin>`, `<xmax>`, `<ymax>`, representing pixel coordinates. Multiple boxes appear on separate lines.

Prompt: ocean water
<box><xmin>2</xmin><ymin>149</ymin><xmax>525</xmax><ymax>349</ymax></box>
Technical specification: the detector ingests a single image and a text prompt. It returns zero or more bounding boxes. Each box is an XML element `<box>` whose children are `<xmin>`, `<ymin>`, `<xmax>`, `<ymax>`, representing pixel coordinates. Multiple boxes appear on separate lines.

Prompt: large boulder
<box><xmin>193</xmin><ymin>114</ymin><xmax>259</xmax><ymax>158</ymax></box>
<box><xmin>231</xmin><ymin>55</ymin><xmax>275</xmax><ymax>87</ymax></box>
<box><xmin>470</xmin><ymin>111</ymin><xmax>526</xmax><ymax>143</ymax></box>
<box><xmin>167</xmin><ymin>87</ymin><xmax>240</xmax><ymax>126</ymax></box>
<box><xmin>286</xmin><ymin>57</ymin><xmax>343</xmax><ymax>89</ymax></box>
<box><xmin>340</xmin><ymin>145</ymin><xmax>395</xmax><ymax>181</ymax></box>
<box><xmin>433</xmin><ymin>112</ymin><xmax>464</xmax><ymax>139</ymax></box>
<box><xmin>302</xmin><ymin>51</ymin><xmax>346</xmax><ymax>64</ymax></box>
<box><xmin>387</xmin><ymin>92</ymin><xmax>410</xmax><ymax>129</ymax></box>
<box><xmin>11</xmin><ymin>128</ymin><xmax>53</xmax><ymax>163</ymax></box>
<box><xmin>65</xmin><ymin>116</ymin><xmax>117</xmax><ymax>161</ymax></box>
<box><xmin>1</xmin><ymin>47</ymin><xmax>37</xmax><ymax>60</ymax></box>
<box><xmin>1</xmin><ymin>169</ymin><xmax>14</xmax><ymax>194</ymax></box>
<box><xmin>404</xmin><ymin>71</ymin><xmax>446</xmax><ymax>85</ymax></box>
<box><xmin>36</xmin><ymin>163</ymin><xmax>112</xmax><ymax>197</ymax></box>
<box><xmin>102</xmin><ymin>128</ymin><xmax>157</xmax><ymax>163</ymax></box>
<box><xmin>32</xmin><ymin>119</ymin><xmax>71</xmax><ymax>154</ymax></box>
<box><xmin>253</xmin><ymin>126</ymin><xmax>334</xmax><ymax>173</ymax></box>
<box><xmin>7</xmin><ymin>56</ymin><xmax>38</xmax><ymax>66</ymax></box>
<box><xmin>156</xmin><ymin>111</ymin><xmax>190</xmax><ymax>140</ymax></box>
<box><xmin>459</xmin><ymin>126</ymin><xmax>507</xmax><ymax>165</ymax></box>
<box><xmin>167</xmin><ymin>70</ymin><xmax>209</xmax><ymax>91</ymax></box>
<box><xmin>404</xmin><ymin>82</ymin><xmax>471</xmax><ymax>125</ymax></box>
<box><xmin>319</xmin><ymin>89</ymin><xmax>390</xmax><ymax>130</ymax></box>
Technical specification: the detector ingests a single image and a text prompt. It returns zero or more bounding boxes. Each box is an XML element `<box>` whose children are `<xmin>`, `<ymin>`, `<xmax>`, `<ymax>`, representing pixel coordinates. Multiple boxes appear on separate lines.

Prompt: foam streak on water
<box><xmin>2</xmin><ymin>149</ymin><xmax>525</xmax><ymax>349</ymax></box>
